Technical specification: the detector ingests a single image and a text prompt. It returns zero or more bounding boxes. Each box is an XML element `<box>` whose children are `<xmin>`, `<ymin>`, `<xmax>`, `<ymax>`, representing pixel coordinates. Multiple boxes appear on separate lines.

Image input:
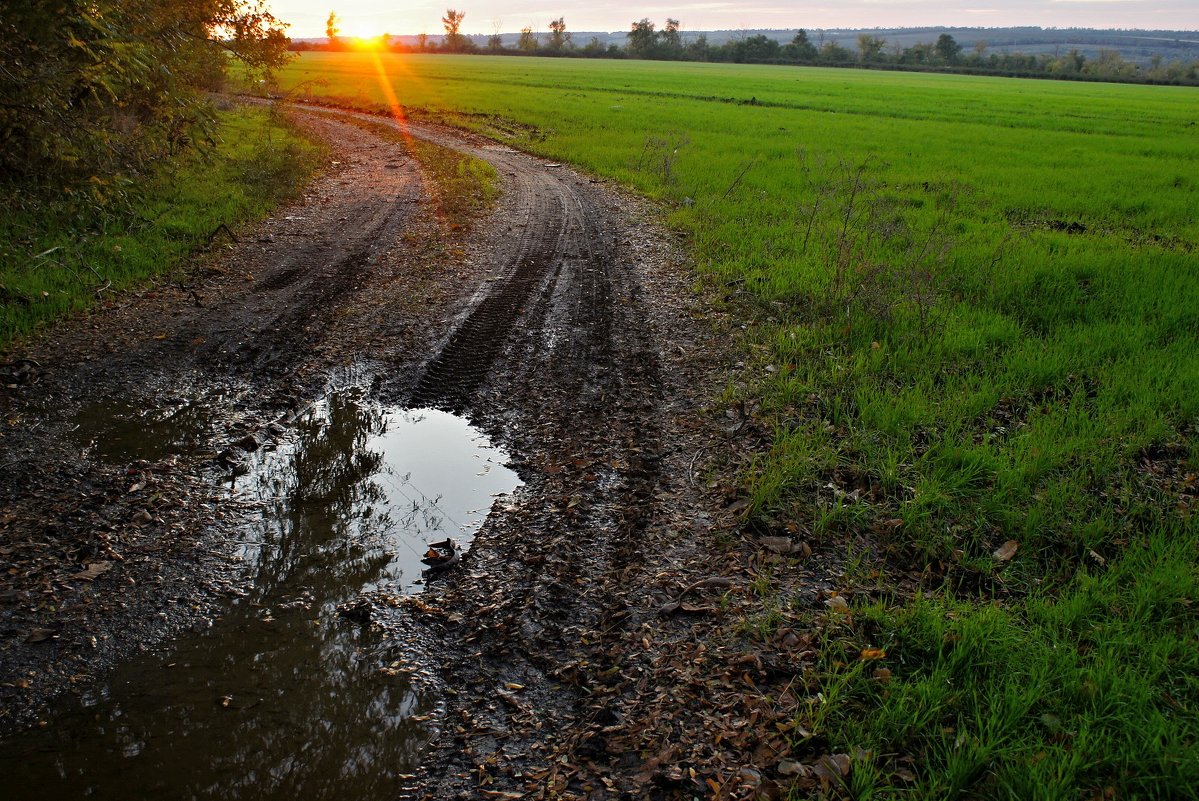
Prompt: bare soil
<box><xmin>1</xmin><ymin>104</ymin><xmax>813</xmax><ymax>799</ymax></box>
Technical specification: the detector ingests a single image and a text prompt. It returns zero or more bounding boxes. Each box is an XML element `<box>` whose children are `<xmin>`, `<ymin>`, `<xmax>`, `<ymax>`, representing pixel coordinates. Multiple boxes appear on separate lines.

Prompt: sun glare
<box><xmin>344</xmin><ymin>22</ymin><xmax>386</xmax><ymax>50</ymax></box>
<box><xmin>350</xmin><ymin>35</ymin><xmax>386</xmax><ymax>51</ymax></box>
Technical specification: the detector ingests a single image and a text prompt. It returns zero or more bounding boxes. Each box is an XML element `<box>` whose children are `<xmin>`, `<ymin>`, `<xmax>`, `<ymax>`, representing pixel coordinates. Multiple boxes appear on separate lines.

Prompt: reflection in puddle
<box><xmin>1</xmin><ymin>391</ymin><xmax>519</xmax><ymax>800</ymax></box>
<box><xmin>72</xmin><ymin>398</ymin><xmax>218</xmax><ymax>463</ymax></box>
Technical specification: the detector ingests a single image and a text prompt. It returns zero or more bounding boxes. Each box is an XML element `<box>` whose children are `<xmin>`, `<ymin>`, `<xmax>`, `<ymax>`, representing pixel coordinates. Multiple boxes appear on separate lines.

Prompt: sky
<box><xmin>263</xmin><ymin>1</ymin><xmax>1198</xmax><ymax>38</ymax></box>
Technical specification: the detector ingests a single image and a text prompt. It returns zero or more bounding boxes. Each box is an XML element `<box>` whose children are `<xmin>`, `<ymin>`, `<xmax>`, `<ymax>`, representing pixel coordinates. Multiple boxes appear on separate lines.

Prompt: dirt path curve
<box><xmin>0</xmin><ymin>102</ymin><xmax>740</xmax><ymax>797</ymax></box>
<box><xmin>300</xmin><ymin>105</ymin><xmax>743</xmax><ymax>799</ymax></box>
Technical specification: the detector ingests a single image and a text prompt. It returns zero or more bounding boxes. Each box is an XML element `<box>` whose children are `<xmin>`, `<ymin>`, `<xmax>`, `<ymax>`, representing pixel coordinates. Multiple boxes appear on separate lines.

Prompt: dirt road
<box><xmin>0</xmin><ymin>103</ymin><xmax>754</xmax><ymax>796</ymax></box>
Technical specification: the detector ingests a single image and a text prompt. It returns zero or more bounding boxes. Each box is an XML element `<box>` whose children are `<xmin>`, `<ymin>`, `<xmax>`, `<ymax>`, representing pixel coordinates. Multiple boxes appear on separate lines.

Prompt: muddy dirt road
<box><xmin>0</xmin><ymin>104</ymin><xmax>755</xmax><ymax>798</ymax></box>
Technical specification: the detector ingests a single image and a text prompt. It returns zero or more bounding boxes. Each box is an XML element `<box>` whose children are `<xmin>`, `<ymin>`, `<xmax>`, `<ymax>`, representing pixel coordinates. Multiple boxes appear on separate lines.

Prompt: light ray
<box><xmin>368</xmin><ymin>50</ymin><xmax>416</xmax><ymax>151</ymax></box>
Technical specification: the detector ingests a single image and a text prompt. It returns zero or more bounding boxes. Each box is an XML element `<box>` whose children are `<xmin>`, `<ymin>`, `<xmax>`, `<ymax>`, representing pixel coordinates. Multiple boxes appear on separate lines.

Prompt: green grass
<box><xmin>810</xmin><ymin>523</ymin><xmax>1198</xmax><ymax>797</ymax></box>
<box><xmin>330</xmin><ymin>114</ymin><xmax>499</xmax><ymax>229</ymax></box>
<box><xmin>277</xmin><ymin>53</ymin><xmax>1194</xmax><ymax>796</ymax></box>
<box><xmin>408</xmin><ymin>136</ymin><xmax>500</xmax><ymax>229</ymax></box>
<box><xmin>0</xmin><ymin>104</ymin><xmax>324</xmax><ymax>349</ymax></box>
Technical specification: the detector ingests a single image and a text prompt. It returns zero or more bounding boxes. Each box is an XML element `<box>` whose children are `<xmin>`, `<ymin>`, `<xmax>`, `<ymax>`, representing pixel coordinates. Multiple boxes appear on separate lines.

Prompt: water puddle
<box><xmin>1</xmin><ymin>389</ymin><xmax>520</xmax><ymax>799</ymax></box>
<box><xmin>72</xmin><ymin>398</ymin><xmax>219</xmax><ymax>463</ymax></box>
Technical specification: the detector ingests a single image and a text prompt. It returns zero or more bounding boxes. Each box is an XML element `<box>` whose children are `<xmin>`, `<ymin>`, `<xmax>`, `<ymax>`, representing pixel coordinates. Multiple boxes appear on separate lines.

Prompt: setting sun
<box><xmin>349</xmin><ymin>33</ymin><xmax>387</xmax><ymax>50</ymax></box>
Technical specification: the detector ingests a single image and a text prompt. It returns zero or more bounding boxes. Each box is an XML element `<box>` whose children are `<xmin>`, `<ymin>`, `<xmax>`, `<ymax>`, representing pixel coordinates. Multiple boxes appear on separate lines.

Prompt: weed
<box><xmin>634</xmin><ymin>132</ymin><xmax>690</xmax><ymax>184</ymax></box>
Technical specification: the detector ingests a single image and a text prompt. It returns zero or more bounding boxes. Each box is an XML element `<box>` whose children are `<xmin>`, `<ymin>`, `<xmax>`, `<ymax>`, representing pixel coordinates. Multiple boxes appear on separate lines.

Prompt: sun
<box><xmin>345</xmin><ymin>23</ymin><xmax>387</xmax><ymax>50</ymax></box>
<box><xmin>351</xmin><ymin>35</ymin><xmax>387</xmax><ymax>50</ymax></box>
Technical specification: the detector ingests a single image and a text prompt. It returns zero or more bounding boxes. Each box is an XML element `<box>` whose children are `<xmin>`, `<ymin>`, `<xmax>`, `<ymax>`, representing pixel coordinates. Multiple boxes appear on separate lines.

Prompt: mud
<box><xmin>0</xmin><ymin>101</ymin><xmax>739</xmax><ymax>798</ymax></box>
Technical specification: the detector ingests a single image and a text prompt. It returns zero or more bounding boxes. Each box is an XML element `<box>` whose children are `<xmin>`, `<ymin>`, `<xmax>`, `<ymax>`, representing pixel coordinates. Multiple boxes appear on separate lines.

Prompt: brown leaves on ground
<box><xmin>992</xmin><ymin>539</ymin><xmax>1019</xmax><ymax>562</ymax></box>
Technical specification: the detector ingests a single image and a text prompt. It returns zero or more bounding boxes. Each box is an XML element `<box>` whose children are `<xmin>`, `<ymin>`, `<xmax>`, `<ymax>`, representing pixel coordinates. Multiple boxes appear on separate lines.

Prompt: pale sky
<box><xmin>264</xmin><ymin>1</ymin><xmax>1197</xmax><ymax>38</ymax></box>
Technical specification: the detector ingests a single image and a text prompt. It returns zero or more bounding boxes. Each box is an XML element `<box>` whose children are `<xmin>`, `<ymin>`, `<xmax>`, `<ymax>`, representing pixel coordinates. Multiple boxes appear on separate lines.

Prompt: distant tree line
<box><xmin>293</xmin><ymin>10</ymin><xmax>1199</xmax><ymax>87</ymax></box>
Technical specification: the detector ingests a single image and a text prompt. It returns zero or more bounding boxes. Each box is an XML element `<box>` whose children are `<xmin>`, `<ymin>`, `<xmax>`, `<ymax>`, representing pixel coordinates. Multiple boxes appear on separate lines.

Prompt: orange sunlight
<box><xmin>368</xmin><ymin>49</ymin><xmax>416</xmax><ymax>151</ymax></box>
<box><xmin>349</xmin><ymin>35</ymin><xmax>387</xmax><ymax>51</ymax></box>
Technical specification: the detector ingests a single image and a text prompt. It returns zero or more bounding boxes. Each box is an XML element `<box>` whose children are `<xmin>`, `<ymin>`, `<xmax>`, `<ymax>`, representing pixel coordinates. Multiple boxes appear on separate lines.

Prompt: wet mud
<box><xmin>0</xmin><ymin>102</ymin><xmax>736</xmax><ymax>799</ymax></box>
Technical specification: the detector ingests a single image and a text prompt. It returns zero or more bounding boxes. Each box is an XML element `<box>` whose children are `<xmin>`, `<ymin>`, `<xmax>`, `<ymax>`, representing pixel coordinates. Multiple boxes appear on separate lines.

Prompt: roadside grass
<box><xmin>0</xmin><ymin>105</ymin><xmax>324</xmax><ymax>350</ymax></box>
<box><xmin>327</xmin><ymin>113</ymin><xmax>500</xmax><ymax>230</ymax></box>
<box><xmin>275</xmin><ymin>54</ymin><xmax>1198</xmax><ymax>796</ymax></box>
<box><xmin>409</xmin><ymin>138</ymin><xmax>499</xmax><ymax>229</ymax></box>
<box><xmin>804</xmin><ymin>523</ymin><xmax>1198</xmax><ymax>798</ymax></box>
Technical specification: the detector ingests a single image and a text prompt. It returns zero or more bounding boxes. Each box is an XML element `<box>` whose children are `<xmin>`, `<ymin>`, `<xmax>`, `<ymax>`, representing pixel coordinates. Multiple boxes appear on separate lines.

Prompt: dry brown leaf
<box><xmin>73</xmin><ymin>560</ymin><xmax>112</xmax><ymax>581</ymax></box>
<box><xmin>777</xmin><ymin>759</ymin><xmax>805</xmax><ymax>777</ymax></box>
<box><xmin>24</xmin><ymin>628</ymin><xmax>56</xmax><ymax>644</ymax></box>
<box><xmin>824</xmin><ymin>595</ymin><xmax>850</xmax><ymax>611</ymax></box>
<box><xmin>993</xmin><ymin>540</ymin><xmax>1019</xmax><ymax>562</ymax></box>
<box><xmin>859</xmin><ymin>647</ymin><xmax>886</xmax><ymax>661</ymax></box>
<box><xmin>812</xmin><ymin>753</ymin><xmax>852</xmax><ymax>784</ymax></box>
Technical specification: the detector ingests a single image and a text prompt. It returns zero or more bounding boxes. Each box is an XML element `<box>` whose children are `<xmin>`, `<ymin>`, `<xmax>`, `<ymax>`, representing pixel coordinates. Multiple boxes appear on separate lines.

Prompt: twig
<box><xmin>721</xmin><ymin>158</ymin><xmax>757</xmax><ymax>200</ymax></box>
<box><xmin>688</xmin><ymin>443</ymin><xmax>715</xmax><ymax>487</ymax></box>
<box><xmin>76</xmin><ymin>254</ymin><xmax>112</xmax><ymax>296</ymax></box>
<box><xmin>205</xmin><ymin>223</ymin><xmax>239</xmax><ymax>247</ymax></box>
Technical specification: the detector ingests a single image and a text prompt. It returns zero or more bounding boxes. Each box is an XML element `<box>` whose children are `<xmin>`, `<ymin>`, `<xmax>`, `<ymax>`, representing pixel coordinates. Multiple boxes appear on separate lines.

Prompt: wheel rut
<box><xmin>1</xmin><ymin>101</ymin><xmax>730</xmax><ymax>801</ymax></box>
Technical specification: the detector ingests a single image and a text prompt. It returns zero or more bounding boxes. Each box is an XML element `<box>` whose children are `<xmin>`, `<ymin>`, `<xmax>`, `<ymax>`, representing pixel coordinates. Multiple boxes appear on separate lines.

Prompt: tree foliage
<box><xmin>441</xmin><ymin>9</ymin><xmax>466</xmax><ymax>51</ymax></box>
<box><xmin>0</xmin><ymin>0</ymin><xmax>288</xmax><ymax>204</ymax></box>
<box><xmin>518</xmin><ymin>26</ymin><xmax>537</xmax><ymax>53</ymax></box>
<box><xmin>626</xmin><ymin>19</ymin><xmax>657</xmax><ymax>59</ymax></box>
<box><xmin>547</xmin><ymin>17</ymin><xmax>570</xmax><ymax>52</ymax></box>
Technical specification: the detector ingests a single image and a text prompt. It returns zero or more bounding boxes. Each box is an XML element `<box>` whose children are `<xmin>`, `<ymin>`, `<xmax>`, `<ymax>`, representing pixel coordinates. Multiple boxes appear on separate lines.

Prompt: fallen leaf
<box><xmin>824</xmin><ymin>595</ymin><xmax>850</xmax><ymax>611</ymax></box>
<box><xmin>777</xmin><ymin>759</ymin><xmax>805</xmax><ymax>777</ymax></box>
<box><xmin>812</xmin><ymin>753</ymin><xmax>852</xmax><ymax>782</ymax></box>
<box><xmin>872</xmin><ymin>667</ymin><xmax>892</xmax><ymax>683</ymax></box>
<box><xmin>25</xmin><ymin>628</ymin><xmax>56</xmax><ymax>644</ymax></box>
<box><xmin>993</xmin><ymin>540</ymin><xmax>1019</xmax><ymax>562</ymax></box>
<box><xmin>760</xmin><ymin>536</ymin><xmax>813</xmax><ymax>557</ymax></box>
<box><xmin>859</xmin><ymin>647</ymin><xmax>886</xmax><ymax>661</ymax></box>
<box><xmin>73</xmin><ymin>560</ymin><xmax>112</xmax><ymax>581</ymax></box>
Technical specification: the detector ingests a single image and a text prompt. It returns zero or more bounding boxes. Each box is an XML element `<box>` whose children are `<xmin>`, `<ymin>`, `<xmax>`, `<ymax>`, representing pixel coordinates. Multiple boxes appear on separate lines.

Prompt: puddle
<box><xmin>1</xmin><ymin>390</ymin><xmax>520</xmax><ymax>799</ymax></box>
<box><xmin>72</xmin><ymin>398</ymin><xmax>218</xmax><ymax>463</ymax></box>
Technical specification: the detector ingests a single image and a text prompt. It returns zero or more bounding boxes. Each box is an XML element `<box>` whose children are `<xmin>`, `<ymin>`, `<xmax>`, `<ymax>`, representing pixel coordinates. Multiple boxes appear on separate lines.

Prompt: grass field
<box><xmin>281</xmin><ymin>54</ymin><xmax>1196</xmax><ymax>796</ymax></box>
<box><xmin>0</xmin><ymin>106</ymin><xmax>323</xmax><ymax>348</ymax></box>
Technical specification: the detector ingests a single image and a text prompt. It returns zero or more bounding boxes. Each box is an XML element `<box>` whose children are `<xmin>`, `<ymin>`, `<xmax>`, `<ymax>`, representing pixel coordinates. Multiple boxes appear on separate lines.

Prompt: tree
<box><xmin>442</xmin><ymin>9</ymin><xmax>466</xmax><ymax>51</ymax></box>
<box><xmin>325</xmin><ymin>11</ymin><xmax>340</xmax><ymax>44</ymax></box>
<box><xmin>0</xmin><ymin>0</ymin><xmax>289</xmax><ymax>200</ymax></box>
<box><xmin>488</xmin><ymin>18</ymin><xmax>504</xmax><ymax>51</ymax></box>
<box><xmin>857</xmin><ymin>34</ymin><xmax>886</xmax><ymax>63</ymax></box>
<box><xmin>934</xmin><ymin>33</ymin><xmax>961</xmax><ymax>65</ymax></box>
<box><xmin>784</xmin><ymin>30</ymin><xmax>817</xmax><ymax>61</ymax></box>
<box><xmin>661</xmin><ymin>19</ymin><xmax>683</xmax><ymax>58</ymax></box>
<box><xmin>627</xmin><ymin>18</ymin><xmax>657</xmax><ymax>59</ymax></box>
<box><xmin>547</xmin><ymin>17</ymin><xmax>570</xmax><ymax>51</ymax></box>
<box><xmin>819</xmin><ymin>40</ymin><xmax>854</xmax><ymax>63</ymax></box>
<box><xmin>518</xmin><ymin>26</ymin><xmax>537</xmax><ymax>52</ymax></box>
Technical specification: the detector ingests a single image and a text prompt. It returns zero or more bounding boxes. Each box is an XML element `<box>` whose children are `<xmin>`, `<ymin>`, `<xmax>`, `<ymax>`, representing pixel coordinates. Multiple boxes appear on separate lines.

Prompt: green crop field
<box><xmin>272</xmin><ymin>53</ymin><xmax>1199</xmax><ymax>797</ymax></box>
